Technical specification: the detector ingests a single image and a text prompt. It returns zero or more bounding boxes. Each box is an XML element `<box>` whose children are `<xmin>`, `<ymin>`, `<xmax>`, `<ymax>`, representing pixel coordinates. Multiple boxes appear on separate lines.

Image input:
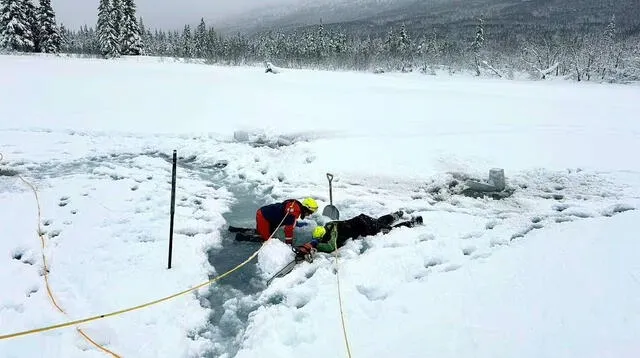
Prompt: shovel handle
<box><xmin>326</xmin><ymin>173</ymin><xmax>334</xmax><ymax>204</ymax></box>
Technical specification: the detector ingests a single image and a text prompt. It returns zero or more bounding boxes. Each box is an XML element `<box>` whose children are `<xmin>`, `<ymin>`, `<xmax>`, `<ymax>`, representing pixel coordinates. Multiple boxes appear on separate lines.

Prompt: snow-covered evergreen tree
<box><xmin>182</xmin><ymin>24</ymin><xmax>192</xmax><ymax>58</ymax></box>
<box><xmin>138</xmin><ymin>16</ymin><xmax>151</xmax><ymax>54</ymax></box>
<box><xmin>25</xmin><ymin>0</ymin><xmax>38</xmax><ymax>51</ymax></box>
<box><xmin>0</xmin><ymin>0</ymin><xmax>34</xmax><ymax>51</ymax></box>
<box><xmin>120</xmin><ymin>0</ymin><xmax>142</xmax><ymax>55</ymax></box>
<box><xmin>111</xmin><ymin>0</ymin><xmax>122</xmax><ymax>41</ymax></box>
<box><xmin>397</xmin><ymin>23</ymin><xmax>412</xmax><ymax>71</ymax></box>
<box><xmin>37</xmin><ymin>0</ymin><xmax>61</xmax><ymax>53</ymax></box>
<box><xmin>601</xmin><ymin>14</ymin><xmax>620</xmax><ymax>79</ymax></box>
<box><xmin>471</xmin><ymin>17</ymin><xmax>485</xmax><ymax>76</ymax></box>
<box><xmin>194</xmin><ymin>18</ymin><xmax>206</xmax><ymax>58</ymax></box>
<box><xmin>97</xmin><ymin>0</ymin><xmax>119</xmax><ymax>57</ymax></box>
<box><xmin>206</xmin><ymin>26</ymin><xmax>217</xmax><ymax>59</ymax></box>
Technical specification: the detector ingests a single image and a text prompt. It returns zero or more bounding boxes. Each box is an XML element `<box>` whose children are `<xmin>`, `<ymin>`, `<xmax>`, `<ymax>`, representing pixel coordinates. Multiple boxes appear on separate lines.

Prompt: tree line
<box><xmin>0</xmin><ymin>0</ymin><xmax>61</xmax><ymax>53</ymax></box>
<box><xmin>2</xmin><ymin>0</ymin><xmax>639</xmax><ymax>82</ymax></box>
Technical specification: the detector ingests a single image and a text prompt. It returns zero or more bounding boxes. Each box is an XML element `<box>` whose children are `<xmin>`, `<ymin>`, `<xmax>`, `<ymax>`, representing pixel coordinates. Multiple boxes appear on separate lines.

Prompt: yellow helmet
<box><xmin>312</xmin><ymin>226</ymin><xmax>327</xmax><ymax>239</ymax></box>
<box><xmin>301</xmin><ymin>197</ymin><xmax>318</xmax><ymax>213</ymax></box>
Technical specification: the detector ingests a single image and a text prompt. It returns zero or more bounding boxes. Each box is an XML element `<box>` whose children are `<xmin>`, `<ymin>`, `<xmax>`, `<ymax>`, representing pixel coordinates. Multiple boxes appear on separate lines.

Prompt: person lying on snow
<box><xmin>255</xmin><ymin>197</ymin><xmax>318</xmax><ymax>245</ymax></box>
<box><xmin>294</xmin><ymin>211</ymin><xmax>423</xmax><ymax>258</ymax></box>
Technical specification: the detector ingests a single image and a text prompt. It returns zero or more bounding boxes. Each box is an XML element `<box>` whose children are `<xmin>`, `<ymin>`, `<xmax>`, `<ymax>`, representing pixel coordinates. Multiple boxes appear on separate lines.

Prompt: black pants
<box><xmin>344</xmin><ymin>213</ymin><xmax>411</xmax><ymax>239</ymax></box>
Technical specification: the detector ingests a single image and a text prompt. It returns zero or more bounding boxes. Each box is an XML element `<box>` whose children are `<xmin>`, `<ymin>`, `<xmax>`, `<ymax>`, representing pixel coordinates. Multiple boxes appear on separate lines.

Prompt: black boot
<box><xmin>392</xmin><ymin>210</ymin><xmax>404</xmax><ymax>221</ymax></box>
<box><xmin>411</xmin><ymin>216</ymin><xmax>423</xmax><ymax>225</ymax></box>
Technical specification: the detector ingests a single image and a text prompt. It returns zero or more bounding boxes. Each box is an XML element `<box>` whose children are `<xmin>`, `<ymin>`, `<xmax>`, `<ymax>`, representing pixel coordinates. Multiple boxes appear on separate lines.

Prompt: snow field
<box><xmin>1</xmin><ymin>54</ymin><xmax>640</xmax><ymax>357</ymax></box>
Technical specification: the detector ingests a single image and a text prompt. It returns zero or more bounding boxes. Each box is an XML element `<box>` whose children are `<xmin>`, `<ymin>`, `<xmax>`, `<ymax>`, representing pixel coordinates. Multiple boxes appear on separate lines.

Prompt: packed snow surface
<box><xmin>1</xmin><ymin>54</ymin><xmax>639</xmax><ymax>358</ymax></box>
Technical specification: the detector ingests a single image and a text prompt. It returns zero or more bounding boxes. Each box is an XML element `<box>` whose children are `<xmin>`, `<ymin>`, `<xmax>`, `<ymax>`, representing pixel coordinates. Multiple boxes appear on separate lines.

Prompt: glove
<box><xmin>297</xmin><ymin>241</ymin><xmax>317</xmax><ymax>255</ymax></box>
<box><xmin>294</xmin><ymin>241</ymin><xmax>318</xmax><ymax>263</ymax></box>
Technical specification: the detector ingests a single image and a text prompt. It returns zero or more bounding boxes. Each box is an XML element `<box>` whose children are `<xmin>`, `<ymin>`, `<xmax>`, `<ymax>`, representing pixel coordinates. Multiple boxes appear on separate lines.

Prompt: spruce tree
<box><xmin>0</xmin><ymin>0</ymin><xmax>34</xmax><ymax>51</ymax></box>
<box><xmin>97</xmin><ymin>0</ymin><xmax>118</xmax><ymax>57</ymax></box>
<box><xmin>471</xmin><ymin>17</ymin><xmax>485</xmax><ymax>76</ymax></box>
<box><xmin>111</xmin><ymin>0</ymin><xmax>122</xmax><ymax>42</ymax></box>
<box><xmin>24</xmin><ymin>0</ymin><xmax>37</xmax><ymax>51</ymax></box>
<box><xmin>120</xmin><ymin>0</ymin><xmax>142</xmax><ymax>55</ymax></box>
<box><xmin>182</xmin><ymin>24</ymin><xmax>192</xmax><ymax>58</ymax></box>
<box><xmin>194</xmin><ymin>18</ymin><xmax>206</xmax><ymax>58</ymax></box>
<box><xmin>37</xmin><ymin>0</ymin><xmax>61</xmax><ymax>53</ymax></box>
<box><xmin>206</xmin><ymin>26</ymin><xmax>217</xmax><ymax>59</ymax></box>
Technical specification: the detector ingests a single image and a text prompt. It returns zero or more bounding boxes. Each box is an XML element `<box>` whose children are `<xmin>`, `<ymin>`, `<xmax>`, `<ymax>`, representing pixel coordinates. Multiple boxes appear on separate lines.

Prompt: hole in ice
<box><xmin>201</xmin><ymin>185</ymin><xmax>272</xmax><ymax>358</ymax></box>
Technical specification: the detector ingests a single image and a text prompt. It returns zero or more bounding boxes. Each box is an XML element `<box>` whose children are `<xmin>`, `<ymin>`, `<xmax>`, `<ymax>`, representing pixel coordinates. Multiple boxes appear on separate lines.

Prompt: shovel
<box><xmin>322</xmin><ymin>173</ymin><xmax>340</xmax><ymax>220</ymax></box>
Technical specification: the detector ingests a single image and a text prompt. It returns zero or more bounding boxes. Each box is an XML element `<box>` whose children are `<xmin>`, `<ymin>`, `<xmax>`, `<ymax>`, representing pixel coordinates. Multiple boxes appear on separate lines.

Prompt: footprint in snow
<box><xmin>553</xmin><ymin>203</ymin><xmax>570</xmax><ymax>212</ymax></box>
<box><xmin>601</xmin><ymin>204</ymin><xmax>635</xmax><ymax>217</ymax></box>
<box><xmin>460</xmin><ymin>232</ymin><xmax>483</xmax><ymax>240</ymax></box>
<box><xmin>471</xmin><ymin>252</ymin><xmax>492</xmax><ymax>260</ymax></box>
<box><xmin>356</xmin><ymin>285</ymin><xmax>389</xmax><ymax>301</ymax></box>
<box><xmin>442</xmin><ymin>264</ymin><xmax>462</xmax><ymax>272</ymax></box>
<box><xmin>12</xmin><ymin>249</ymin><xmax>35</xmax><ymax>265</ymax></box>
<box><xmin>510</xmin><ymin>223</ymin><xmax>544</xmax><ymax>241</ymax></box>
<box><xmin>569</xmin><ymin>211</ymin><xmax>593</xmax><ymax>219</ymax></box>
<box><xmin>417</xmin><ymin>233</ymin><xmax>435</xmax><ymax>242</ymax></box>
<box><xmin>485</xmin><ymin>220</ymin><xmax>498</xmax><ymax>230</ymax></box>
<box><xmin>26</xmin><ymin>286</ymin><xmax>38</xmax><ymax>298</ymax></box>
<box><xmin>462</xmin><ymin>246</ymin><xmax>477</xmax><ymax>256</ymax></box>
<box><xmin>424</xmin><ymin>257</ymin><xmax>444</xmax><ymax>268</ymax></box>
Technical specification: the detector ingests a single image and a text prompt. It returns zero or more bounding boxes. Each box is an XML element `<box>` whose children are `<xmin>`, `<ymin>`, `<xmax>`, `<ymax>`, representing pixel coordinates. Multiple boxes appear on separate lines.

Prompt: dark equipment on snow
<box><xmin>322</xmin><ymin>173</ymin><xmax>339</xmax><ymax>220</ymax></box>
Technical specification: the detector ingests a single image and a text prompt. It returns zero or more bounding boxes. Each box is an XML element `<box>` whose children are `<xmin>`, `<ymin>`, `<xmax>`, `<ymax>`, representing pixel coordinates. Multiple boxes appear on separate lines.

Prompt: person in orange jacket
<box><xmin>255</xmin><ymin>197</ymin><xmax>318</xmax><ymax>244</ymax></box>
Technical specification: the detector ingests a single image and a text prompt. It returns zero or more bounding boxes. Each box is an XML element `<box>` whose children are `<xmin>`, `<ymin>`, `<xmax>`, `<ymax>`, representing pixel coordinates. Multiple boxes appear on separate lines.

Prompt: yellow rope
<box><xmin>333</xmin><ymin>250</ymin><xmax>353</xmax><ymax>358</ymax></box>
<box><xmin>0</xmin><ymin>241</ymin><xmax>262</xmax><ymax>341</ymax></box>
<box><xmin>16</xmin><ymin>174</ymin><xmax>121</xmax><ymax>357</ymax></box>
<box><xmin>1</xmin><ymin>153</ymin><xmax>287</xmax><ymax>346</ymax></box>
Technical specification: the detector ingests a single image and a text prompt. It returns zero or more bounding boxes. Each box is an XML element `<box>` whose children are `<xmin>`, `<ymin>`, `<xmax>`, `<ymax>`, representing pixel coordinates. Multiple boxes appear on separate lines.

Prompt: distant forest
<box><xmin>2</xmin><ymin>0</ymin><xmax>639</xmax><ymax>82</ymax></box>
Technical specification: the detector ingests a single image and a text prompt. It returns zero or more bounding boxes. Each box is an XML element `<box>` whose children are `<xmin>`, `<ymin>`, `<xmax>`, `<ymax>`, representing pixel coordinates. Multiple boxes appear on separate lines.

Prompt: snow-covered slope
<box><xmin>0</xmin><ymin>54</ymin><xmax>639</xmax><ymax>358</ymax></box>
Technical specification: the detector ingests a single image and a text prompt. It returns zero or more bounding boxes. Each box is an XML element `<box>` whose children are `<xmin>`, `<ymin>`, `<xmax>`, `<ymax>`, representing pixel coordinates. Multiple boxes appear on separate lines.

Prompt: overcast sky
<box><xmin>51</xmin><ymin>0</ymin><xmax>297</xmax><ymax>30</ymax></box>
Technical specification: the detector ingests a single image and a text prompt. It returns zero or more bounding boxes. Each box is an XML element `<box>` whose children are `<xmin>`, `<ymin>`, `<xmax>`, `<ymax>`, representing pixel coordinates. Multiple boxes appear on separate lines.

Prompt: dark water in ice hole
<box><xmin>201</xmin><ymin>185</ymin><xmax>288</xmax><ymax>358</ymax></box>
